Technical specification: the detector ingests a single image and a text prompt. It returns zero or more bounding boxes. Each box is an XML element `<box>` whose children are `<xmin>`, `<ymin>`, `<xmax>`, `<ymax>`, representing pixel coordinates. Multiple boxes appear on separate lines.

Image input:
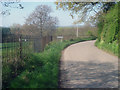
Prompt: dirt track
<box><xmin>59</xmin><ymin>40</ymin><xmax>118</xmax><ymax>88</ymax></box>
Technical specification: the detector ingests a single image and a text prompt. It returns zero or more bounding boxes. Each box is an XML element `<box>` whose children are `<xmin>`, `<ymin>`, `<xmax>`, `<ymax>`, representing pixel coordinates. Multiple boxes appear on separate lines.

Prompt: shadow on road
<box><xmin>59</xmin><ymin>60</ymin><xmax>118</xmax><ymax>88</ymax></box>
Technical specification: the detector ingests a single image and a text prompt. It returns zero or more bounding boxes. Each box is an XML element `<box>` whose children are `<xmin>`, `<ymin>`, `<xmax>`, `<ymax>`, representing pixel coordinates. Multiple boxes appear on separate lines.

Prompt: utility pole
<box><xmin>76</xmin><ymin>24</ymin><xmax>79</xmax><ymax>37</ymax></box>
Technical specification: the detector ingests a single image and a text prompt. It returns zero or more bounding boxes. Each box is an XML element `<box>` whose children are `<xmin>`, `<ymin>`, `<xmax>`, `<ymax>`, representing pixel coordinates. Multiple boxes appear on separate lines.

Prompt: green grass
<box><xmin>8</xmin><ymin>37</ymin><xmax>96</xmax><ymax>88</ymax></box>
<box><xmin>2</xmin><ymin>42</ymin><xmax>19</xmax><ymax>48</ymax></box>
<box><xmin>2</xmin><ymin>41</ymin><xmax>34</xmax><ymax>88</ymax></box>
<box><xmin>95</xmin><ymin>39</ymin><xmax>118</xmax><ymax>56</ymax></box>
<box><xmin>2</xmin><ymin>41</ymin><xmax>33</xmax><ymax>59</ymax></box>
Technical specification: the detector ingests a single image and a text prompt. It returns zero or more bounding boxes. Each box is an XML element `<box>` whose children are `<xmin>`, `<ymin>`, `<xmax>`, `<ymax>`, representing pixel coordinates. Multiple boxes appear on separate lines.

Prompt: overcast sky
<box><xmin>1</xmin><ymin>1</ymin><xmax>80</xmax><ymax>27</ymax></box>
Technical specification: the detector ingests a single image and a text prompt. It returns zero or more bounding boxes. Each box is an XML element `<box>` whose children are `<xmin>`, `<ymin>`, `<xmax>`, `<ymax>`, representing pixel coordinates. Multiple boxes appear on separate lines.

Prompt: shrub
<box><xmin>96</xmin><ymin>3</ymin><xmax>119</xmax><ymax>56</ymax></box>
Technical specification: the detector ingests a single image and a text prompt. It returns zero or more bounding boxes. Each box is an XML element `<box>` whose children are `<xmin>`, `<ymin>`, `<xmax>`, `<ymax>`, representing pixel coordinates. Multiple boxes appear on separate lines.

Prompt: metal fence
<box><xmin>2</xmin><ymin>34</ymin><xmax>52</xmax><ymax>86</ymax></box>
<box><xmin>2</xmin><ymin>34</ymin><xmax>53</xmax><ymax>61</ymax></box>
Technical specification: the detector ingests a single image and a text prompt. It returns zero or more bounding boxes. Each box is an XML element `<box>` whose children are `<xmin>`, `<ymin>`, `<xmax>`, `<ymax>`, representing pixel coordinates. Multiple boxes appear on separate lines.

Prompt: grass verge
<box><xmin>95</xmin><ymin>39</ymin><xmax>118</xmax><ymax>56</ymax></box>
<box><xmin>7</xmin><ymin>37</ymin><xmax>96</xmax><ymax>88</ymax></box>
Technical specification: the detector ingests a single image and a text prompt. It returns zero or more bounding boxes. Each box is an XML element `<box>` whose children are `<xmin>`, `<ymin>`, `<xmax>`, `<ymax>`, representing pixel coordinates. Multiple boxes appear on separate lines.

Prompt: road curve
<box><xmin>59</xmin><ymin>40</ymin><xmax>118</xmax><ymax>88</ymax></box>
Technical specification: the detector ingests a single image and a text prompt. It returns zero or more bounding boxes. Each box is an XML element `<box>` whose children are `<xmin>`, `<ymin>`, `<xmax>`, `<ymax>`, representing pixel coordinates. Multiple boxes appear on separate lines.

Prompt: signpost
<box><xmin>57</xmin><ymin>36</ymin><xmax>63</xmax><ymax>42</ymax></box>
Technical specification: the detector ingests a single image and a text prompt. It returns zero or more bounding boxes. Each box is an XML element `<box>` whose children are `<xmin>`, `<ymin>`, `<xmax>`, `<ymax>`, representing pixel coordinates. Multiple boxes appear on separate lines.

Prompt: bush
<box><xmin>96</xmin><ymin>3</ymin><xmax>119</xmax><ymax>57</ymax></box>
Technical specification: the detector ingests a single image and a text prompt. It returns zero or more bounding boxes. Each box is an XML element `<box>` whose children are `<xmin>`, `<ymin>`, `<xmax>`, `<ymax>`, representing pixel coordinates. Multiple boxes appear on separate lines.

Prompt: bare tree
<box><xmin>45</xmin><ymin>17</ymin><xmax>58</xmax><ymax>36</ymax></box>
<box><xmin>25</xmin><ymin>5</ymin><xmax>58</xmax><ymax>37</ymax></box>
<box><xmin>10</xmin><ymin>23</ymin><xmax>21</xmax><ymax>35</ymax></box>
<box><xmin>25</xmin><ymin>5</ymin><xmax>58</xmax><ymax>52</ymax></box>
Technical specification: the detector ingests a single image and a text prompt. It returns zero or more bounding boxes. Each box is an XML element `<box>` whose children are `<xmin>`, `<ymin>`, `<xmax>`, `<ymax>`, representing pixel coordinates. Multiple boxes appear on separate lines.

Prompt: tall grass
<box><xmin>2</xmin><ymin>41</ymin><xmax>34</xmax><ymax>88</ymax></box>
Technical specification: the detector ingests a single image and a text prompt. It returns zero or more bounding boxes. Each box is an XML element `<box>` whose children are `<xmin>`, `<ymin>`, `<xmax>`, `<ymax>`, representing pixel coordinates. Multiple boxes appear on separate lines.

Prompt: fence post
<box><xmin>19</xmin><ymin>34</ymin><xmax>22</xmax><ymax>61</ymax></box>
<box><xmin>51</xmin><ymin>36</ymin><xmax>53</xmax><ymax>41</ymax></box>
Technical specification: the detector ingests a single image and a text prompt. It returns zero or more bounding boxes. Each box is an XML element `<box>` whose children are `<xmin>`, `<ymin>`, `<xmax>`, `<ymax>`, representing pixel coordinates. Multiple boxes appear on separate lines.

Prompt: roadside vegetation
<box><xmin>9</xmin><ymin>37</ymin><xmax>96</xmax><ymax>88</ymax></box>
<box><xmin>95</xmin><ymin>3</ymin><xmax>119</xmax><ymax>57</ymax></box>
<box><xmin>1</xmin><ymin>1</ymin><xmax>119</xmax><ymax>89</ymax></box>
<box><xmin>2</xmin><ymin>41</ymin><xmax>33</xmax><ymax>88</ymax></box>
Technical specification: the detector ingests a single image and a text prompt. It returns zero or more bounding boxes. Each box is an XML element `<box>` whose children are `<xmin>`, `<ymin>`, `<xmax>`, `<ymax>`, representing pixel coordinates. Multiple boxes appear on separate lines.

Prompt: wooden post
<box><xmin>76</xmin><ymin>24</ymin><xmax>79</xmax><ymax>38</ymax></box>
<box><xmin>19</xmin><ymin>34</ymin><xmax>22</xmax><ymax>61</ymax></box>
<box><xmin>51</xmin><ymin>36</ymin><xmax>53</xmax><ymax>41</ymax></box>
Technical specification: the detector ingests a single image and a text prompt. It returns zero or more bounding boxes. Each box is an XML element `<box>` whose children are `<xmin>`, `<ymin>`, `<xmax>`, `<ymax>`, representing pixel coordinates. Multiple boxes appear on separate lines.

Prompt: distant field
<box><xmin>1</xmin><ymin>42</ymin><xmax>19</xmax><ymax>49</ymax></box>
<box><xmin>55</xmin><ymin>26</ymin><xmax>97</xmax><ymax>36</ymax></box>
<box><xmin>1</xmin><ymin>41</ymin><xmax>32</xmax><ymax>49</ymax></box>
<box><xmin>54</xmin><ymin>26</ymin><xmax>98</xmax><ymax>41</ymax></box>
<box><xmin>2</xmin><ymin>41</ymin><xmax>34</xmax><ymax>61</ymax></box>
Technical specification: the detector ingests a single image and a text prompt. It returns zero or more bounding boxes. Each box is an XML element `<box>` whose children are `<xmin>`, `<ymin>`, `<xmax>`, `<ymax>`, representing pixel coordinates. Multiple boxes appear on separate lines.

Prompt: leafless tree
<box><xmin>25</xmin><ymin>5</ymin><xmax>58</xmax><ymax>37</ymax></box>
<box><xmin>10</xmin><ymin>23</ymin><xmax>21</xmax><ymax>35</ymax></box>
<box><xmin>45</xmin><ymin>17</ymin><xmax>58</xmax><ymax>36</ymax></box>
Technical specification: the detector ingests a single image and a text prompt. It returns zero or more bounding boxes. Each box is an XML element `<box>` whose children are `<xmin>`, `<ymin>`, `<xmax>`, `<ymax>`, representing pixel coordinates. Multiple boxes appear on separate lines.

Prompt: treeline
<box><xmin>0</xmin><ymin>27</ymin><xmax>15</xmax><ymax>43</ymax></box>
<box><xmin>0</xmin><ymin>27</ymin><xmax>32</xmax><ymax>43</ymax></box>
<box><xmin>95</xmin><ymin>3</ymin><xmax>119</xmax><ymax>56</ymax></box>
<box><xmin>0</xmin><ymin>27</ymin><xmax>11</xmax><ymax>37</ymax></box>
